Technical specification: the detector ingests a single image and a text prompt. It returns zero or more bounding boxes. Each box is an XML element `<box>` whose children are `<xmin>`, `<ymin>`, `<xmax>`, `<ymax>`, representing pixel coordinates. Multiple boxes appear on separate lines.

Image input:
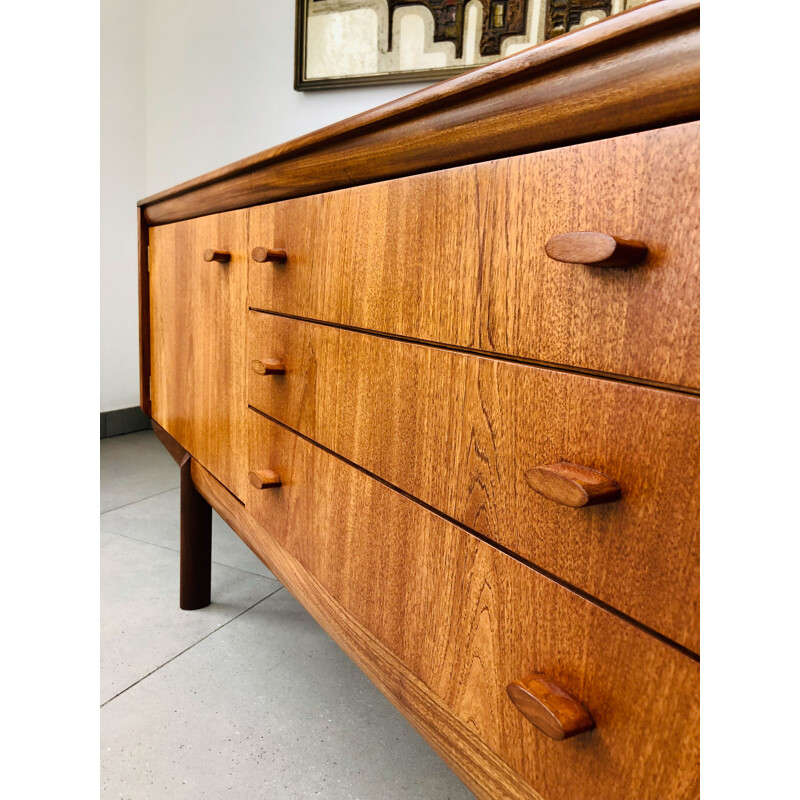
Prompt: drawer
<box><xmin>246</xmin><ymin>410</ymin><xmax>699</xmax><ymax>800</ymax></box>
<box><xmin>248</xmin><ymin>122</ymin><xmax>699</xmax><ymax>390</ymax></box>
<box><xmin>247</xmin><ymin>312</ymin><xmax>699</xmax><ymax>652</ymax></box>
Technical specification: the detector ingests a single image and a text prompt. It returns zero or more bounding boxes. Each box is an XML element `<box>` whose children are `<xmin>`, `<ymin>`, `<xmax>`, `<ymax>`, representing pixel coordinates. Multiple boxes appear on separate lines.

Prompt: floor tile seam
<box><xmin>100</xmin><ymin>485</ymin><xmax>180</xmax><ymax>515</ymax></box>
<box><xmin>100</xmin><ymin>586</ymin><xmax>285</xmax><ymax>708</ymax></box>
<box><xmin>98</xmin><ymin>528</ymin><xmax>281</xmax><ymax>582</ymax></box>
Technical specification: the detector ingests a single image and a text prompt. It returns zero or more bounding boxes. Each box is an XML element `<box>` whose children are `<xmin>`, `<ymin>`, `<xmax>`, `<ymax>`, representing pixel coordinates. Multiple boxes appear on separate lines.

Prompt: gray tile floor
<box><xmin>101</xmin><ymin>430</ymin><xmax>474</xmax><ymax>799</ymax></box>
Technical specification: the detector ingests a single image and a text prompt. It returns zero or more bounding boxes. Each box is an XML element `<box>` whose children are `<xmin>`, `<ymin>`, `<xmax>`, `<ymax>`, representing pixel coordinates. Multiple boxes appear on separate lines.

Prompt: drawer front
<box><xmin>247</xmin><ymin>312</ymin><xmax>699</xmax><ymax>652</ymax></box>
<box><xmin>150</xmin><ymin>210</ymin><xmax>248</xmax><ymax>497</ymax></box>
<box><xmin>248</xmin><ymin>122</ymin><xmax>699</xmax><ymax>389</ymax></box>
<box><xmin>247</xmin><ymin>411</ymin><xmax>699</xmax><ymax>800</ymax></box>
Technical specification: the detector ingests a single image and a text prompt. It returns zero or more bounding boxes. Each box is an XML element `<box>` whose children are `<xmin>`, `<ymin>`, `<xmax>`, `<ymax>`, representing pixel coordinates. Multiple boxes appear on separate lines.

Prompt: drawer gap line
<box><xmin>248</xmin><ymin>308</ymin><xmax>700</xmax><ymax>397</ymax></box>
<box><xmin>248</xmin><ymin>405</ymin><xmax>699</xmax><ymax>662</ymax></box>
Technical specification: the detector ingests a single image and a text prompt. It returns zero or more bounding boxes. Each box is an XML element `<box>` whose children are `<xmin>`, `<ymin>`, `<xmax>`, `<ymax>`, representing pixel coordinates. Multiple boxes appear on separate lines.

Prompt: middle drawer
<box><xmin>247</xmin><ymin>311</ymin><xmax>699</xmax><ymax>653</ymax></box>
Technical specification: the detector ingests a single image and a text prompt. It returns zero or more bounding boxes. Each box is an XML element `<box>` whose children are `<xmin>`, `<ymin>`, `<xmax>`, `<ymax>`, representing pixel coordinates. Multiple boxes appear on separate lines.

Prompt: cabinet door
<box><xmin>149</xmin><ymin>209</ymin><xmax>248</xmax><ymax>498</ymax></box>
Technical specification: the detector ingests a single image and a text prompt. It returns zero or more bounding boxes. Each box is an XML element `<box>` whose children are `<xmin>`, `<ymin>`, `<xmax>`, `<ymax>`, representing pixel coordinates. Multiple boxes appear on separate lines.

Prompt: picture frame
<box><xmin>294</xmin><ymin>1</ymin><xmax>646</xmax><ymax>91</ymax></box>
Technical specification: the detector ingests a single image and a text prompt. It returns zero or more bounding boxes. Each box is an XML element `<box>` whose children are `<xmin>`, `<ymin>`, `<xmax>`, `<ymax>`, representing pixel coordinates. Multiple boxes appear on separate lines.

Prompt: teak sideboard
<box><xmin>137</xmin><ymin>2</ymin><xmax>699</xmax><ymax>797</ymax></box>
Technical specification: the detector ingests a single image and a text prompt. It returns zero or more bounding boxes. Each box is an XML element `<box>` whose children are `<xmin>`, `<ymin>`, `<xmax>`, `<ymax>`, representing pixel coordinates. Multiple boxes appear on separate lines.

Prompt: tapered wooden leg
<box><xmin>180</xmin><ymin>453</ymin><xmax>212</xmax><ymax>610</ymax></box>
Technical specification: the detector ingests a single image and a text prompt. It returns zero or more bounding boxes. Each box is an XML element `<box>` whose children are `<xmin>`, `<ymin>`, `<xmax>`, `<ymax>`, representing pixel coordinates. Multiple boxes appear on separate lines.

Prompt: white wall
<box><xmin>100</xmin><ymin>0</ymin><xmax>432</xmax><ymax>412</ymax></box>
<box><xmin>100</xmin><ymin>0</ymin><xmax>146</xmax><ymax>412</ymax></box>
<box><xmin>143</xmin><ymin>0</ymin><xmax>430</xmax><ymax>196</ymax></box>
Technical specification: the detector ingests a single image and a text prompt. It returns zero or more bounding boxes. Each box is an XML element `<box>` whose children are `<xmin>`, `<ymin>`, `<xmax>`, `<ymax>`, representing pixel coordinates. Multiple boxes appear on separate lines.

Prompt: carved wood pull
<box><xmin>545</xmin><ymin>232</ymin><xmax>647</xmax><ymax>267</ymax></box>
<box><xmin>248</xmin><ymin>469</ymin><xmax>281</xmax><ymax>489</ymax></box>
<box><xmin>524</xmin><ymin>462</ymin><xmax>620</xmax><ymax>507</ymax></box>
<box><xmin>507</xmin><ymin>674</ymin><xmax>594</xmax><ymax>740</ymax></box>
<box><xmin>203</xmin><ymin>249</ymin><xmax>231</xmax><ymax>263</ymax></box>
<box><xmin>251</xmin><ymin>247</ymin><xmax>288</xmax><ymax>264</ymax></box>
<box><xmin>251</xmin><ymin>358</ymin><xmax>285</xmax><ymax>375</ymax></box>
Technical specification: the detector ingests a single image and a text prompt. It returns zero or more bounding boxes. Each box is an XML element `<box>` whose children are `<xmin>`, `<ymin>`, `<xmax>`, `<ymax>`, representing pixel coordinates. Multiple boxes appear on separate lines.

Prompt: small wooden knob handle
<box><xmin>252</xmin><ymin>247</ymin><xmax>288</xmax><ymax>264</ymax></box>
<box><xmin>507</xmin><ymin>674</ymin><xmax>594</xmax><ymax>740</ymax></box>
<box><xmin>203</xmin><ymin>249</ymin><xmax>231</xmax><ymax>263</ymax></box>
<box><xmin>251</xmin><ymin>358</ymin><xmax>285</xmax><ymax>376</ymax></box>
<box><xmin>545</xmin><ymin>232</ymin><xmax>647</xmax><ymax>267</ymax></box>
<box><xmin>248</xmin><ymin>469</ymin><xmax>281</xmax><ymax>489</ymax></box>
<box><xmin>524</xmin><ymin>462</ymin><xmax>620</xmax><ymax>507</ymax></box>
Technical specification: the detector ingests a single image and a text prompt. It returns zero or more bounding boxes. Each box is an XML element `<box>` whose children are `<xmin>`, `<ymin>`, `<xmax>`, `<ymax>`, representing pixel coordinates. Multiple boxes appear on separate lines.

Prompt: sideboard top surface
<box><xmin>138</xmin><ymin>0</ymin><xmax>699</xmax><ymax>227</ymax></box>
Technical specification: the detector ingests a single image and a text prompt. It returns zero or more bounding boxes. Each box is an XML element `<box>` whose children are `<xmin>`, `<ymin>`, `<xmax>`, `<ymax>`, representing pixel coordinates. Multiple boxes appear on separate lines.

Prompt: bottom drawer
<box><xmin>246</xmin><ymin>410</ymin><xmax>699</xmax><ymax>800</ymax></box>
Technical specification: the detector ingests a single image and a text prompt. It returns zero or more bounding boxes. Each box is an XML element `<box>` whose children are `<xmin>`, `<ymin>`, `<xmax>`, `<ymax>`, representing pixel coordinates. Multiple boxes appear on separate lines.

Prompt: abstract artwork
<box><xmin>295</xmin><ymin>0</ymin><xmax>649</xmax><ymax>89</ymax></box>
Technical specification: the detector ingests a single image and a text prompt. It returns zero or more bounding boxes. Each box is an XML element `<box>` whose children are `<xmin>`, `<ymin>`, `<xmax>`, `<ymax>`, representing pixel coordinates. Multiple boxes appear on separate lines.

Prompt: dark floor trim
<box><xmin>101</xmin><ymin>406</ymin><xmax>152</xmax><ymax>439</ymax></box>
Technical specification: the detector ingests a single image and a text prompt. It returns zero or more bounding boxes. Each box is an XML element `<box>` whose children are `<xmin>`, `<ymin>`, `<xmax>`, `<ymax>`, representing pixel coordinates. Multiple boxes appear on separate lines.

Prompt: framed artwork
<box><xmin>294</xmin><ymin>0</ymin><xmax>650</xmax><ymax>90</ymax></box>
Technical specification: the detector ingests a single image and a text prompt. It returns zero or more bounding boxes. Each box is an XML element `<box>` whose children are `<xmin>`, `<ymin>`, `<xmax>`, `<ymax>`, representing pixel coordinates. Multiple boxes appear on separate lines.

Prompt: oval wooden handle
<box><xmin>248</xmin><ymin>469</ymin><xmax>281</xmax><ymax>489</ymax></box>
<box><xmin>251</xmin><ymin>358</ymin><xmax>285</xmax><ymax>375</ymax></box>
<box><xmin>545</xmin><ymin>232</ymin><xmax>647</xmax><ymax>267</ymax></box>
<box><xmin>507</xmin><ymin>674</ymin><xmax>594</xmax><ymax>740</ymax></box>
<box><xmin>252</xmin><ymin>247</ymin><xmax>288</xmax><ymax>264</ymax></box>
<box><xmin>524</xmin><ymin>462</ymin><xmax>620</xmax><ymax>507</ymax></box>
<box><xmin>203</xmin><ymin>249</ymin><xmax>231</xmax><ymax>263</ymax></box>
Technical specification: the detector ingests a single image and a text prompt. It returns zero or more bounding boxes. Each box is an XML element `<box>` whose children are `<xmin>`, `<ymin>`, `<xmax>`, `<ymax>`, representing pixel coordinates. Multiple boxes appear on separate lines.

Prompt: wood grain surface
<box><xmin>247</xmin><ymin>312</ymin><xmax>699</xmax><ymax>652</ymax></box>
<box><xmin>244</xmin><ymin>411</ymin><xmax>699</xmax><ymax>800</ymax></box>
<box><xmin>139</xmin><ymin>0</ymin><xmax>699</xmax><ymax>226</ymax></box>
<box><xmin>149</xmin><ymin>209</ymin><xmax>249</xmax><ymax>498</ymax></box>
<box><xmin>191</xmin><ymin>457</ymin><xmax>547</xmax><ymax>800</ymax></box>
<box><xmin>248</xmin><ymin>123</ymin><xmax>699</xmax><ymax>389</ymax></box>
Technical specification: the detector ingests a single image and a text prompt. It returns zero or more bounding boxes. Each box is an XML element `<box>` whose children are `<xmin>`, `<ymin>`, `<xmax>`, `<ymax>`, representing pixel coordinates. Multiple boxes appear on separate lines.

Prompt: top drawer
<box><xmin>248</xmin><ymin>123</ymin><xmax>699</xmax><ymax>390</ymax></box>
